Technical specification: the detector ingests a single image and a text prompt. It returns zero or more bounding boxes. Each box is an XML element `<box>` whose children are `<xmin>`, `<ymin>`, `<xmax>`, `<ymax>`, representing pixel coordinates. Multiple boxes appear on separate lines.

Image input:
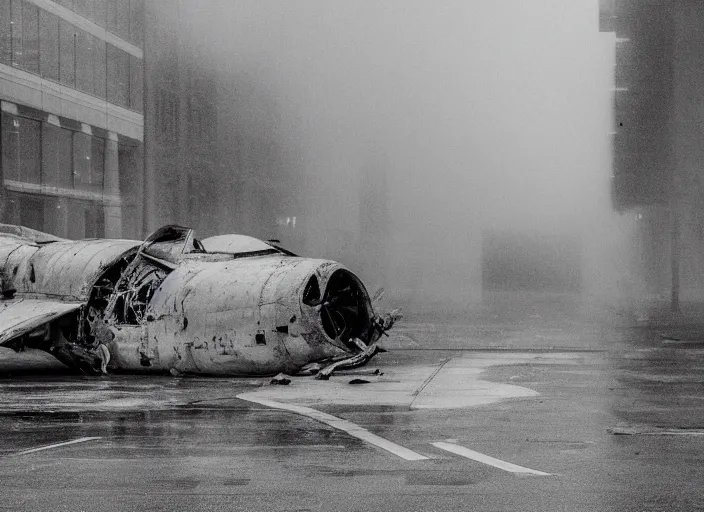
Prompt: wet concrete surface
<box><xmin>1</xmin><ymin>295</ymin><xmax>703</xmax><ymax>511</ymax></box>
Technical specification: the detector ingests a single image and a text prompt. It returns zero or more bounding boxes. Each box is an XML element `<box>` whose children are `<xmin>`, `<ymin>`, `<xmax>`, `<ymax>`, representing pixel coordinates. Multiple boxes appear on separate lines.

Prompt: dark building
<box><xmin>602</xmin><ymin>0</ymin><xmax>704</xmax><ymax>302</ymax></box>
<box><xmin>0</xmin><ymin>0</ymin><xmax>145</xmax><ymax>239</ymax></box>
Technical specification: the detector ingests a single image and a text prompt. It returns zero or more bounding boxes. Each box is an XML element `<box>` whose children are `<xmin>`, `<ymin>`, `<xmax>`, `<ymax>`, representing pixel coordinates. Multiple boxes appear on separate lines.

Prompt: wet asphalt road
<box><xmin>0</xmin><ymin>297</ymin><xmax>703</xmax><ymax>512</ymax></box>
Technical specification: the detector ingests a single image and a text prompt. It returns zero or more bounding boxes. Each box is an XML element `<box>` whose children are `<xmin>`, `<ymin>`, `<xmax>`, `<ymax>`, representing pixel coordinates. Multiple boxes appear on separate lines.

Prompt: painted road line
<box><xmin>12</xmin><ymin>437</ymin><xmax>102</xmax><ymax>456</ymax></box>
<box><xmin>431</xmin><ymin>441</ymin><xmax>552</xmax><ymax>475</ymax></box>
<box><xmin>238</xmin><ymin>395</ymin><xmax>429</xmax><ymax>461</ymax></box>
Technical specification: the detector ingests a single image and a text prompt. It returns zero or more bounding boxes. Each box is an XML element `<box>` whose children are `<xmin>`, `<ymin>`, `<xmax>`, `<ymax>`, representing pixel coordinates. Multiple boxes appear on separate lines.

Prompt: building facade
<box><xmin>602</xmin><ymin>0</ymin><xmax>704</xmax><ymax>303</ymax></box>
<box><xmin>0</xmin><ymin>0</ymin><xmax>144</xmax><ymax>239</ymax></box>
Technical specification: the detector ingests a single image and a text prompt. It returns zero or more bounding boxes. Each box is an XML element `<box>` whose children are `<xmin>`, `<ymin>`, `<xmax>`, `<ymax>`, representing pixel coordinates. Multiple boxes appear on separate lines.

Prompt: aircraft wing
<box><xmin>0</xmin><ymin>299</ymin><xmax>83</xmax><ymax>346</ymax></box>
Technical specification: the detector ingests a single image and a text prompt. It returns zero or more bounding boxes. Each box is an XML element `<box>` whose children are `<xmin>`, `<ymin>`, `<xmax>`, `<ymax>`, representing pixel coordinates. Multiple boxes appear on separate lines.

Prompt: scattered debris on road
<box><xmin>270</xmin><ymin>373</ymin><xmax>291</xmax><ymax>385</ymax></box>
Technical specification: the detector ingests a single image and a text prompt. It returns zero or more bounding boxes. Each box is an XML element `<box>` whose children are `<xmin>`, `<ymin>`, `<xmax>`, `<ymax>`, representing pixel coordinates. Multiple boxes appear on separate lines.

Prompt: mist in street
<box><xmin>156</xmin><ymin>0</ymin><xmax>620</xmax><ymax>309</ymax></box>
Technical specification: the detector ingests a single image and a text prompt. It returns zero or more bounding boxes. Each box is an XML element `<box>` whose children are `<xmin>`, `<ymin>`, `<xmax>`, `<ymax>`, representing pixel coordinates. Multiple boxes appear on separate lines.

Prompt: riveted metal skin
<box><xmin>1</xmin><ymin>238</ymin><xmax>139</xmax><ymax>300</ymax></box>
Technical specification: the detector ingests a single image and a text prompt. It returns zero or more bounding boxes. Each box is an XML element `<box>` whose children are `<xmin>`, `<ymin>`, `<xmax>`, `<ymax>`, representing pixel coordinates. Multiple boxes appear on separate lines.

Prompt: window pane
<box><xmin>18</xmin><ymin>117</ymin><xmax>41</xmax><ymax>184</ymax></box>
<box><xmin>107</xmin><ymin>0</ymin><xmax>129</xmax><ymax>40</ymax></box>
<box><xmin>11</xmin><ymin>0</ymin><xmax>22</xmax><ymax>68</ymax></box>
<box><xmin>21</xmin><ymin>1</ymin><xmax>39</xmax><ymax>73</ymax></box>
<box><xmin>129</xmin><ymin>56</ymin><xmax>143</xmax><ymax>111</ymax></box>
<box><xmin>118</xmin><ymin>143</ymin><xmax>142</xmax><ymax>238</ymax></box>
<box><xmin>84</xmin><ymin>203</ymin><xmax>105</xmax><ymax>238</ymax></box>
<box><xmin>1</xmin><ymin>113</ymin><xmax>20</xmax><ymax>182</ymax></box>
<box><xmin>75</xmin><ymin>29</ymin><xmax>94</xmax><ymax>95</ymax></box>
<box><xmin>2</xmin><ymin>191</ymin><xmax>21</xmax><ymax>224</ymax></box>
<box><xmin>93</xmin><ymin>39</ymin><xmax>106</xmax><ymax>99</ymax></box>
<box><xmin>90</xmin><ymin>136</ymin><xmax>105</xmax><ymax>191</ymax></box>
<box><xmin>107</xmin><ymin>44</ymin><xmax>129</xmax><ymax>107</ymax></box>
<box><xmin>40</xmin><ymin>123</ymin><xmax>58</xmax><ymax>185</ymax></box>
<box><xmin>129</xmin><ymin>0</ymin><xmax>143</xmax><ymax>47</ymax></box>
<box><xmin>41</xmin><ymin>123</ymin><xmax>72</xmax><ymax>188</ymax></box>
<box><xmin>72</xmin><ymin>0</ymin><xmax>91</xmax><ymax>20</ymax></box>
<box><xmin>41</xmin><ymin>196</ymin><xmax>61</xmax><ymax>237</ymax></box>
<box><xmin>66</xmin><ymin>198</ymin><xmax>86</xmax><ymax>239</ymax></box>
<box><xmin>39</xmin><ymin>10</ymin><xmax>59</xmax><ymax>81</ymax></box>
<box><xmin>59</xmin><ymin>20</ymin><xmax>75</xmax><ymax>86</ymax></box>
<box><xmin>0</xmin><ymin>0</ymin><xmax>11</xmax><ymax>65</ymax></box>
<box><xmin>92</xmin><ymin>0</ymin><xmax>107</xmax><ymax>27</ymax></box>
<box><xmin>117</xmin><ymin>0</ymin><xmax>130</xmax><ymax>40</ymax></box>
<box><xmin>72</xmin><ymin>131</ymin><xmax>91</xmax><ymax>190</ymax></box>
<box><xmin>18</xmin><ymin>194</ymin><xmax>44</xmax><ymax>232</ymax></box>
<box><xmin>106</xmin><ymin>1</ymin><xmax>116</xmax><ymax>35</ymax></box>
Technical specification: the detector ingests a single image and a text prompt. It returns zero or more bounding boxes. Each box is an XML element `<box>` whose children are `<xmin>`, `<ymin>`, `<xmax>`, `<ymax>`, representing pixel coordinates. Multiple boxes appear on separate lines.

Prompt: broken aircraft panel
<box><xmin>0</xmin><ymin>224</ymin><xmax>397</xmax><ymax>377</ymax></box>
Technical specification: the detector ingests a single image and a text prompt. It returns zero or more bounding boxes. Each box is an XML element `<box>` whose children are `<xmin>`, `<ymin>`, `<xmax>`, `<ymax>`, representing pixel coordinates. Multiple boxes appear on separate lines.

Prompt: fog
<box><xmin>168</xmin><ymin>0</ymin><xmax>624</xmax><ymax>309</ymax></box>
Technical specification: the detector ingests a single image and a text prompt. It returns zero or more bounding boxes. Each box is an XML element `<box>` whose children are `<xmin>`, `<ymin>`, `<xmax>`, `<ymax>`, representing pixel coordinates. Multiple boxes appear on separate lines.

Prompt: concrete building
<box><xmin>0</xmin><ymin>0</ymin><xmax>145</xmax><ymax>239</ymax></box>
<box><xmin>602</xmin><ymin>0</ymin><xmax>704</xmax><ymax>304</ymax></box>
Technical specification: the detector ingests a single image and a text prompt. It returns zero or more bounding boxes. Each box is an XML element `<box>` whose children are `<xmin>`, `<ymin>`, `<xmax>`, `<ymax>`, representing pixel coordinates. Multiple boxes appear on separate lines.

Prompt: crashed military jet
<box><xmin>0</xmin><ymin>224</ymin><xmax>398</xmax><ymax>377</ymax></box>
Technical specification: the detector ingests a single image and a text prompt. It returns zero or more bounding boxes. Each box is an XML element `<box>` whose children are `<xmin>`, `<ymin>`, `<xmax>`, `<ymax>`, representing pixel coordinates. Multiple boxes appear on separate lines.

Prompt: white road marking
<box><xmin>238</xmin><ymin>395</ymin><xmax>429</xmax><ymax>461</ymax></box>
<box><xmin>12</xmin><ymin>437</ymin><xmax>102</xmax><ymax>456</ymax></box>
<box><xmin>431</xmin><ymin>441</ymin><xmax>552</xmax><ymax>476</ymax></box>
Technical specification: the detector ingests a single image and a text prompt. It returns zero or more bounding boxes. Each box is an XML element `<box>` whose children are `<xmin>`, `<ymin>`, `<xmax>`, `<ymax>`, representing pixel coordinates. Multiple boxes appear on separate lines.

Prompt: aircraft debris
<box><xmin>270</xmin><ymin>373</ymin><xmax>292</xmax><ymax>385</ymax></box>
<box><xmin>315</xmin><ymin>343</ymin><xmax>385</xmax><ymax>380</ymax></box>
<box><xmin>299</xmin><ymin>362</ymin><xmax>322</xmax><ymax>375</ymax></box>
<box><xmin>0</xmin><ymin>224</ymin><xmax>398</xmax><ymax>377</ymax></box>
<box><xmin>348</xmin><ymin>378</ymin><xmax>371</xmax><ymax>385</ymax></box>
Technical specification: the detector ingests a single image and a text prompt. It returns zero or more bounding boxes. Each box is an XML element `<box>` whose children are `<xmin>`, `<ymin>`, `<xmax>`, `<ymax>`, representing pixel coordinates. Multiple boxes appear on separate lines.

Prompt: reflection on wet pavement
<box><xmin>0</xmin><ymin>313</ymin><xmax>702</xmax><ymax>511</ymax></box>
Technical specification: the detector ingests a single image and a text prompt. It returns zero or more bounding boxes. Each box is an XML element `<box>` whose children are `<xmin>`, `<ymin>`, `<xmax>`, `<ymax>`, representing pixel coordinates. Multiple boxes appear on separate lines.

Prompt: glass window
<box><xmin>106</xmin><ymin>1</ymin><xmax>116</xmax><ymax>35</ymax></box>
<box><xmin>66</xmin><ymin>198</ymin><xmax>86</xmax><ymax>240</ymax></box>
<box><xmin>0</xmin><ymin>1</ymin><xmax>11</xmax><ymax>65</ymax></box>
<box><xmin>118</xmin><ymin>143</ymin><xmax>142</xmax><ymax>239</ymax></box>
<box><xmin>40</xmin><ymin>196</ymin><xmax>61</xmax><ymax>238</ymax></box>
<box><xmin>2</xmin><ymin>114</ymin><xmax>42</xmax><ymax>185</ymax></box>
<box><xmin>1</xmin><ymin>113</ymin><xmax>20</xmax><ymax>182</ymax></box>
<box><xmin>93</xmin><ymin>39</ymin><xmax>106</xmax><ymax>99</ymax></box>
<box><xmin>72</xmin><ymin>131</ymin><xmax>91</xmax><ymax>189</ymax></box>
<box><xmin>3</xmin><ymin>114</ymin><xmax>43</xmax><ymax>185</ymax></box>
<box><xmin>19</xmin><ymin>1</ymin><xmax>39</xmax><ymax>73</ymax></box>
<box><xmin>41</xmin><ymin>123</ymin><xmax>72</xmax><ymax>188</ymax></box>
<box><xmin>59</xmin><ymin>20</ymin><xmax>75</xmax><ymax>87</ymax></box>
<box><xmin>39</xmin><ymin>10</ymin><xmax>59</xmax><ymax>81</ymax></box>
<box><xmin>107</xmin><ymin>0</ymin><xmax>129</xmax><ymax>41</ymax></box>
<box><xmin>129</xmin><ymin>56</ymin><xmax>143</xmax><ymax>112</ymax></box>
<box><xmin>71</xmin><ymin>0</ymin><xmax>106</xmax><ymax>28</ymax></box>
<box><xmin>75</xmin><ymin>29</ymin><xmax>94</xmax><ymax>95</ymax></box>
<box><xmin>18</xmin><ymin>194</ymin><xmax>44</xmax><ymax>232</ymax></box>
<box><xmin>64</xmin><ymin>200</ymin><xmax>104</xmax><ymax>239</ymax></box>
<box><xmin>72</xmin><ymin>133</ymin><xmax>104</xmax><ymax>192</ymax></box>
<box><xmin>10</xmin><ymin>0</ymin><xmax>22</xmax><ymax>68</ymax></box>
<box><xmin>129</xmin><ymin>0</ymin><xmax>143</xmax><ymax>47</ymax></box>
<box><xmin>72</xmin><ymin>0</ymin><xmax>91</xmax><ymax>20</ymax></box>
<box><xmin>20</xmin><ymin>117</ymin><xmax>41</xmax><ymax>184</ymax></box>
<box><xmin>90</xmin><ymin>136</ymin><xmax>105</xmax><ymax>191</ymax></box>
<box><xmin>92</xmin><ymin>0</ymin><xmax>107</xmax><ymax>28</ymax></box>
<box><xmin>84</xmin><ymin>203</ymin><xmax>105</xmax><ymax>238</ymax></box>
<box><xmin>2</xmin><ymin>191</ymin><xmax>21</xmax><ymax>225</ymax></box>
<box><xmin>107</xmin><ymin>44</ymin><xmax>129</xmax><ymax>107</ymax></box>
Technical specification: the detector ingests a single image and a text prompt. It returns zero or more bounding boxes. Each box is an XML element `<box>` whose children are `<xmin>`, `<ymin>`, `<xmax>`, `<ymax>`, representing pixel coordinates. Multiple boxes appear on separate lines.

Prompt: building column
<box><xmin>104</xmin><ymin>132</ymin><xmax>122</xmax><ymax>238</ymax></box>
